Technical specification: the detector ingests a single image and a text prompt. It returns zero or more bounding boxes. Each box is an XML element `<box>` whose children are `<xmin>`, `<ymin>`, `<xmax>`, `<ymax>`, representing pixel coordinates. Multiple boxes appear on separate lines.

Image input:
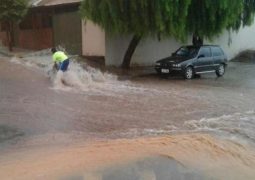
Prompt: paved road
<box><xmin>1</xmin><ymin>56</ymin><xmax>255</xmax><ymax>179</ymax></box>
<box><xmin>0</xmin><ymin>57</ymin><xmax>255</xmax><ymax>148</ymax></box>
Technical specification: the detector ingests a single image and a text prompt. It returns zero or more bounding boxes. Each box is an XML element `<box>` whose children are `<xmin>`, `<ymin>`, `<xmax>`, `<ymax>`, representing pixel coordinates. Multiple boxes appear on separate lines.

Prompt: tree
<box><xmin>80</xmin><ymin>0</ymin><xmax>255</xmax><ymax>69</ymax></box>
<box><xmin>0</xmin><ymin>0</ymin><xmax>29</xmax><ymax>51</ymax></box>
<box><xmin>187</xmin><ymin>0</ymin><xmax>255</xmax><ymax>42</ymax></box>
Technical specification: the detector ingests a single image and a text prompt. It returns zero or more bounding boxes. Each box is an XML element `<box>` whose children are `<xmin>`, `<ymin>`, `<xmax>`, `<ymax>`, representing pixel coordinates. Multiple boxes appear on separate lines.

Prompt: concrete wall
<box><xmin>105</xmin><ymin>21</ymin><xmax>255</xmax><ymax>66</ymax></box>
<box><xmin>106</xmin><ymin>35</ymin><xmax>183</xmax><ymax>66</ymax></box>
<box><xmin>82</xmin><ymin>20</ymin><xmax>105</xmax><ymax>57</ymax></box>
<box><xmin>207</xmin><ymin>24</ymin><xmax>255</xmax><ymax>60</ymax></box>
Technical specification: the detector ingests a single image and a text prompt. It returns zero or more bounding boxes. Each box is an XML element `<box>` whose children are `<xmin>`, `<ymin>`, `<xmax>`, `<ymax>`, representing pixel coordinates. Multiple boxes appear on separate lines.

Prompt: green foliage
<box><xmin>80</xmin><ymin>0</ymin><xmax>255</xmax><ymax>40</ymax></box>
<box><xmin>187</xmin><ymin>0</ymin><xmax>255</xmax><ymax>39</ymax></box>
<box><xmin>80</xmin><ymin>0</ymin><xmax>191</xmax><ymax>40</ymax></box>
<box><xmin>0</xmin><ymin>0</ymin><xmax>29</xmax><ymax>23</ymax></box>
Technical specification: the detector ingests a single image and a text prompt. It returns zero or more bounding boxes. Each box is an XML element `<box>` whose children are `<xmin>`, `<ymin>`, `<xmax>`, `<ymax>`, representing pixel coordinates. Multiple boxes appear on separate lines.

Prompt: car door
<box><xmin>195</xmin><ymin>47</ymin><xmax>213</xmax><ymax>72</ymax></box>
<box><xmin>212</xmin><ymin>47</ymin><xmax>225</xmax><ymax>70</ymax></box>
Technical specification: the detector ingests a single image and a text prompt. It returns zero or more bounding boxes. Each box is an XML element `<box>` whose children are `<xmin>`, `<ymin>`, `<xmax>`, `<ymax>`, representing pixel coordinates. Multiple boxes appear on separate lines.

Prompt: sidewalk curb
<box><xmin>0</xmin><ymin>49</ymin><xmax>12</xmax><ymax>57</ymax></box>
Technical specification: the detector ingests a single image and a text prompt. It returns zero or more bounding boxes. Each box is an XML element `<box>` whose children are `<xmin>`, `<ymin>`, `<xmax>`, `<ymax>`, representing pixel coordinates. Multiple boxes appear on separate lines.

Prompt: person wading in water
<box><xmin>51</xmin><ymin>47</ymin><xmax>70</xmax><ymax>72</ymax></box>
<box><xmin>51</xmin><ymin>47</ymin><xmax>70</xmax><ymax>87</ymax></box>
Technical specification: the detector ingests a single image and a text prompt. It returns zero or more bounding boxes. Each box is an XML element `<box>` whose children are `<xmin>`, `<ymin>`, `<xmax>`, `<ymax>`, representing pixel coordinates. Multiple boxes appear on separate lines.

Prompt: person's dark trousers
<box><xmin>59</xmin><ymin>59</ymin><xmax>70</xmax><ymax>72</ymax></box>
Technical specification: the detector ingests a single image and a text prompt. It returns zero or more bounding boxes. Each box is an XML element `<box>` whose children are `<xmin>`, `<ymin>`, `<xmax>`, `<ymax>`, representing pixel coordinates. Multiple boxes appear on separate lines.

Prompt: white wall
<box><xmin>105</xmin><ymin>35</ymin><xmax>184</xmax><ymax>66</ymax></box>
<box><xmin>207</xmin><ymin>23</ymin><xmax>255</xmax><ymax>60</ymax></box>
<box><xmin>82</xmin><ymin>20</ymin><xmax>105</xmax><ymax>57</ymax></box>
<box><xmin>105</xmin><ymin>20</ymin><xmax>255</xmax><ymax>66</ymax></box>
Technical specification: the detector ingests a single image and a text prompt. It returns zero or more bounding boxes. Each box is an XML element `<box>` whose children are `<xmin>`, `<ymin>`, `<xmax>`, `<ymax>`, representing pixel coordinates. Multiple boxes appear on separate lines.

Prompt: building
<box><xmin>0</xmin><ymin>0</ymin><xmax>105</xmax><ymax>58</ymax></box>
<box><xmin>1</xmin><ymin>1</ymin><xmax>255</xmax><ymax>66</ymax></box>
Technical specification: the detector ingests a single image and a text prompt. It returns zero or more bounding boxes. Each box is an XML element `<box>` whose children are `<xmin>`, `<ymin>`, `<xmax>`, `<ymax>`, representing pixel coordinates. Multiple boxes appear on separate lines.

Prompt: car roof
<box><xmin>184</xmin><ymin>45</ymin><xmax>220</xmax><ymax>48</ymax></box>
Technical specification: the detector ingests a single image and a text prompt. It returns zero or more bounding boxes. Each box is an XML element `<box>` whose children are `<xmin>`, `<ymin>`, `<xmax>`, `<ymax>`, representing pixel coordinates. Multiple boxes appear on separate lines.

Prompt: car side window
<box><xmin>198</xmin><ymin>47</ymin><xmax>211</xmax><ymax>58</ymax></box>
<box><xmin>212</xmin><ymin>47</ymin><xmax>223</xmax><ymax>56</ymax></box>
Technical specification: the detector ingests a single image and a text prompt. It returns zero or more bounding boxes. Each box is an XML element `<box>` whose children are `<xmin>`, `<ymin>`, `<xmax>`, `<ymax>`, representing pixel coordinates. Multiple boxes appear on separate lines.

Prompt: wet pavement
<box><xmin>1</xmin><ymin>54</ymin><xmax>255</xmax><ymax>179</ymax></box>
<box><xmin>1</xmin><ymin>59</ymin><xmax>254</xmax><ymax>144</ymax></box>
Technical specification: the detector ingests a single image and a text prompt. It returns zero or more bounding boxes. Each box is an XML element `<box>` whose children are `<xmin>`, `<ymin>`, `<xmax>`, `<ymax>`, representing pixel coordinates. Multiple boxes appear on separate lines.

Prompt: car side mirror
<box><xmin>171</xmin><ymin>53</ymin><xmax>175</xmax><ymax>56</ymax></box>
<box><xmin>198</xmin><ymin>54</ymin><xmax>205</xmax><ymax>58</ymax></box>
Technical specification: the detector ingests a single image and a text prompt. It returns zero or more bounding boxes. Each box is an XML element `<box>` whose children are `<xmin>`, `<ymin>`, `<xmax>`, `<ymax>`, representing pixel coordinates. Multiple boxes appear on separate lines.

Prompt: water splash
<box><xmin>8</xmin><ymin>49</ymin><xmax>119</xmax><ymax>93</ymax></box>
<box><xmin>8</xmin><ymin>49</ymin><xmax>181</xmax><ymax>96</ymax></box>
<box><xmin>184</xmin><ymin>110</ymin><xmax>255</xmax><ymax>145</ymax></box>
<box><xmin>121</xmin><ymin>110</ymin><xmax>255</xmax><ymax>147</ymax></box>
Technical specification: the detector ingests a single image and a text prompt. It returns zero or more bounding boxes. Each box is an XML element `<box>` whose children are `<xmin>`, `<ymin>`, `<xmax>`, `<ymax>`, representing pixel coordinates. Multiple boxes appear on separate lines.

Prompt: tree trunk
<box><xmin>121</xmin><ymin>34</ymin><xmax>142</xmax><ymax>69</ymax></box>
<box><xmin>192</xmin><ymin>33</ymin><xmax>203</xmax><ymax>46</ymax></box>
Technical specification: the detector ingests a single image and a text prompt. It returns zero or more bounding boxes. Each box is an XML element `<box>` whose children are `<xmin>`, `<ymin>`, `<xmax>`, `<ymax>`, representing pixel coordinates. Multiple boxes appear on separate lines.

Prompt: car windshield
<box><xmin>173</xmin><ymin>46</ymin><xmax>199</xmax><ymax>58</ymax></box>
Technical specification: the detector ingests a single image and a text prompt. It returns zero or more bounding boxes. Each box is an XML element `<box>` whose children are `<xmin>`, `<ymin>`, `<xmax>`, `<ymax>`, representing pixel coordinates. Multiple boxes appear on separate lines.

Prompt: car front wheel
<box><xmin>184</xmin><ymin>66</ymin><xmax>194</xmax><ymax>79</ymax></box>
<box><xmin>216</xmin><ymin>64</ymin><xmax>225</xmax><ymax>77</ymax></box>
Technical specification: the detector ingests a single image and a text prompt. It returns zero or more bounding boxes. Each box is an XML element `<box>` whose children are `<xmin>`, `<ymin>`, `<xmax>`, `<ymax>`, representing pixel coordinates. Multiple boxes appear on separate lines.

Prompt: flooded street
<box><xmin>1</xmin><ymin>53</ymin><xmax>255</xmax><ymax>179</ymax></box>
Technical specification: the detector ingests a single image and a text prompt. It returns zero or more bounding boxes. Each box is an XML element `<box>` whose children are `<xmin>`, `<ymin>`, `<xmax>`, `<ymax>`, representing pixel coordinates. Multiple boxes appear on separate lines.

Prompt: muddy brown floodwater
<box><xmin>1</xmin><ymin>55</ymin><xmax>255</xmax><ymax>179</ymax></box>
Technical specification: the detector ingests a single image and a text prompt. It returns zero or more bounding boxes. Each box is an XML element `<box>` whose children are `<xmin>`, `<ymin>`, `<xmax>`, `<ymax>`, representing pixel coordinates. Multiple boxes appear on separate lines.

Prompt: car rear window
<box><xmin>212</xmin><ymin>47</ymin><xmax>224</xmax><ymax>56</ymax></box>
